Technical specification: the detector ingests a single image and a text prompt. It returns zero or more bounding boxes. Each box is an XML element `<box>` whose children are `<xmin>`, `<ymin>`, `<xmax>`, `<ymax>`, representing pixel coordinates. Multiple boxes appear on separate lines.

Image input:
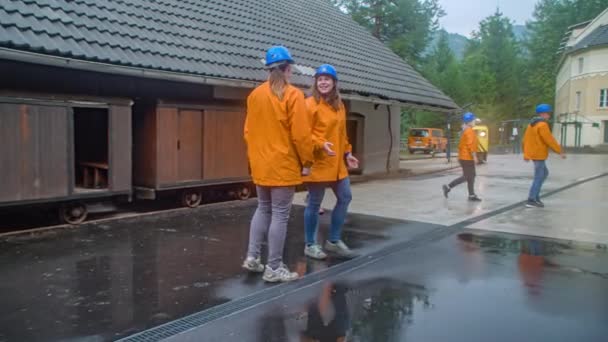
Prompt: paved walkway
<box><xmin>295</xmin><ymin>154</ymin><xmax>608</xmax><ymax>243</ymax></box>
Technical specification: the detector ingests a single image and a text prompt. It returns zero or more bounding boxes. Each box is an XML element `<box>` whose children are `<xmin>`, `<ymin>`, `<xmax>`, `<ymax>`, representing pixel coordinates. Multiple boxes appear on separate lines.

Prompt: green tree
<box><xmin>525</xmin><ymin>0</ymin><xmax>608</xmax><ymax>108</ymax></box>
<box><xmin>333</xmin><ymin>0</ymin><xmax>445</xmax><ymax>66</ymax></box>
<box><xmin>462</xmin><ymin>10</ymin><xmax>523</xmax><ymax>122</ymax></box>
<box><xmin>406</xmin><ymin>32</ymin><xmax>469</xmax><ymax>132</ymax></box>
<box><xmin>422</xmin><ymin>31</ymin><xmax>469</xmax><ymax>106</ymax></box>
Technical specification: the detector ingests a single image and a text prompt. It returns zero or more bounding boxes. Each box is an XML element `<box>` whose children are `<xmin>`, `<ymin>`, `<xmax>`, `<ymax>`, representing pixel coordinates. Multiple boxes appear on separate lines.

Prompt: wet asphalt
<box><xmin>174</xmin><ymin>230</ymin><xmax>608</xmax><ymax>342</ymax></box>
<box><xmin>0</xmin><ymin>202</ymin><xmax>434</xmax><ymax>342</ymax></box>
<box><xmin>1</xmin><ymin>167</ymin><xmax>607</xmax><ymax>342</ymax></box>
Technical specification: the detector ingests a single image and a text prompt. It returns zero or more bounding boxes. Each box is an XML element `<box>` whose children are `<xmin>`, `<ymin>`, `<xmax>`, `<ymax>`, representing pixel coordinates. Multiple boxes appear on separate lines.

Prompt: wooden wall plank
<box><xmin>19</xmin><ymin>104</ymin><xmax>38</xmax><ymax>199</ymax></box>
<box><xmin>0</xmin><ymin>104</ymin><xmax>23</xmax><ymax>202</ymax></box>
<box><xmin>37</xmin><ymin>105</ymin><xmax>69</xmax><ymax>197</ymax></box>
<box><xmin>133</xmin><ymin>104</ymin><xmax>157</xmax><ymax>188</ymax></box>
<box><xmin>177</xmin><ymin>110</ymin><xmax>203</xmax><ymax>182</ymax></box>
<box><xmin>156</xmin><ymin>107</ymin><xmax>178</xmax><ymax>185</ymax></box>
<box><xmin>109</xmin><ymin>105</ymin><xmax>133</xmax><ymax>192</ymax></box>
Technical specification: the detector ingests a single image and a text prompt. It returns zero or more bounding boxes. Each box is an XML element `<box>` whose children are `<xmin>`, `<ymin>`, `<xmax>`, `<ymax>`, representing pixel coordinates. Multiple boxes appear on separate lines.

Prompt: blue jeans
<box><xmin>304</xmin><ymin>177</ymin><xmax>352</xmax><ymax>245</ymax></box>
<box><xmin>528</xmin><ymin>160</ymin><xmax>549</xmax><ymax>201</ymax></box>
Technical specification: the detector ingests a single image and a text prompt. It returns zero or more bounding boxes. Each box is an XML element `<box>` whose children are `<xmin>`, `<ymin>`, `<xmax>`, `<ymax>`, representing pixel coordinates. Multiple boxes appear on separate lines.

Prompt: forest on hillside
<box><xmin>332</xmin><ymin>0</ymin><xmax>608</xmax><ymax>134</ymax></box>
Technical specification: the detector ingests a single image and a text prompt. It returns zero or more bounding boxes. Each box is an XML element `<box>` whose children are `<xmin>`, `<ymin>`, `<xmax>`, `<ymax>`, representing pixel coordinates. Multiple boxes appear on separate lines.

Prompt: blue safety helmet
<box><xmin>315</xmin><ymin>64</ymin><xmax>338</xmax><ymax>80</ymax></box>
<box><xmin>265</xmin><ymin>46</ymin><xmax>294</xmax><ymax>67</ymax></box>
<box><xmin>462</xmin><ymin>112</ymin><xmax>476</xmax><ymax>123</ymax></box>
<box><xmin>535</xmin><ymin>104</ymin><xmax>552</xmax><ymax>114</ymax></box>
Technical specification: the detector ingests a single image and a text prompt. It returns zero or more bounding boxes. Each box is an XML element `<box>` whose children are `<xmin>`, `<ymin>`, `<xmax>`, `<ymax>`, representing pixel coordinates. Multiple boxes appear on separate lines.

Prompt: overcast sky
<box><xmin>437</xmin><ymin>0</ymin><xmax>538</xmax><ymax>37</ymax></box>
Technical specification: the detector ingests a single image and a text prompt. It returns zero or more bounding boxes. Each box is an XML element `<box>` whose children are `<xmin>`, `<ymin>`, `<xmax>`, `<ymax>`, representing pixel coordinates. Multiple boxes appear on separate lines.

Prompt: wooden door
<box><xmin>202</xmin><ymin>110</ymin><xmax>248</xmax><ymax>180</ymax></box>
<box><xmin>177</xmin><ymin>109</ymin><xmax>203</xmax><ymax>182</ymax></box>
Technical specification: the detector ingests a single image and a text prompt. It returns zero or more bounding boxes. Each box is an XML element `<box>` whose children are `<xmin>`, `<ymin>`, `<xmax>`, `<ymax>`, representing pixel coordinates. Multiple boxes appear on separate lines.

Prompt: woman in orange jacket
<box><xmin>303</xmin><ymin>64</ymin><xmax>359</xmax><ymax>260</ymax></box>
<box><xmin>241</xmin><ymin>46</ymin><xmax>313</xmax><ymax>283</ymax></box>
<box><xmin>442</xmin><ymin>112</ymin><xmax>482</xmax><ymax>201</ymax></box>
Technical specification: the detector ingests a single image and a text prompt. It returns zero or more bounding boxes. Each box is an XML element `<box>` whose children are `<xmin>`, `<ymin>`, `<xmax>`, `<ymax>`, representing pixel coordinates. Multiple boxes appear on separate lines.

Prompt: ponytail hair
<box><xmin>268</xmin><ymin>63</ymin><xmax>290</xmax><ymax>100</ymax></box>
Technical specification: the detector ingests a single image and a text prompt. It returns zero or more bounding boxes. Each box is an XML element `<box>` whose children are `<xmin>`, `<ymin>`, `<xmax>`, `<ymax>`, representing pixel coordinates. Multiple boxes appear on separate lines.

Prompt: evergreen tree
<box><xmin>462</xmin><ymin>11</ymin><xmax>522</xmax><ymax>121</ymax></box>
<box><xmin>333</xmin><ymin>0</ymin><xmax>444</xmax><ymax>66</ymax></box>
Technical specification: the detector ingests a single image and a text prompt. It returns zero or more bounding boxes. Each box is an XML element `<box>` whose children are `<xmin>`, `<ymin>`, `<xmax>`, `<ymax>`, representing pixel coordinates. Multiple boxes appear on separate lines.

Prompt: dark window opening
<box><xmin>346</xmin><ymin>115</ymin><xmax>364</xmax><ymax>175</ymax></box>
<box><xmin>74</xmin><ymin>108</ymin><xmax>109</xmax><ymax>189</ymax></box>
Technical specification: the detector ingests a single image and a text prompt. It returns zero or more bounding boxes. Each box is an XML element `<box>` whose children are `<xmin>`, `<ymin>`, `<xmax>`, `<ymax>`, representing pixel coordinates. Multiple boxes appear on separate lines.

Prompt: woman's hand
<box><xmin>323</xmin><ymin>141</ymin><xmax>336</xmax><ymax>156</ymax></box>
<box><xmin>346</xmin><ymin>153</ymin><xmax>359</xmax><ymax>169</ymax></box>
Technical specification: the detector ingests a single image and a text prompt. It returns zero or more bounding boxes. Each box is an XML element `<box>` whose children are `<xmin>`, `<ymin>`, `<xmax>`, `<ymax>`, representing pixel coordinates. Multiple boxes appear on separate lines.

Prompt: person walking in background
<box><xmin>443</xmin><ymin>112</ymin><xmax>482</xmax><ymax>202</ymax></box>
<box><xmin>303</xmin><ymin>64</ymin><xmax>358</xmax><ymax>260</ymax></box>
<box><xmin>523</xmin><ymin>104</ymin><xmax>566</xmax><ymax>208</ymax></box>
<box><xmin>241</xmin><ymin>46</ymin><xmax>313</xmax><ymax>282</ymax></box>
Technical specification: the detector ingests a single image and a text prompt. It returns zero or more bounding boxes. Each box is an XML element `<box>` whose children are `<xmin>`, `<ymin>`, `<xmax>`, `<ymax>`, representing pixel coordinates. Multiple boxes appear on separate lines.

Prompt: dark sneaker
<box><xmin>526</xmin><ymin>200</ymin><xmax>544</xmax><ymax>208</ymax></box>
<box><xmin>468</xmin><ymin>195</ymin><xmax>482</xmax><ymax>202</ymax></box>
<box><xmin>442</xmin><ymin>185</ymin><xmax>450</xmax><ymax>198</ymax></box>
<box><xmin>535</xmin><ymin>199</ymin><xmax>545</xmax><ymax>207</ymax></box>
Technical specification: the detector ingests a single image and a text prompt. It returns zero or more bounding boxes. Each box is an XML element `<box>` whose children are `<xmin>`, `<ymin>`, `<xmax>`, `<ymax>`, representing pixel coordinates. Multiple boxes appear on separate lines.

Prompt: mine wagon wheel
<box><xmin>59</xmin><ymin>202</ymin><xmax>88</xmax><ymax>225</ymax></box>
<box><xmin>181</xmin><ymin>190</ymin><xmax>202</xmax><ymax>208</ymax></box>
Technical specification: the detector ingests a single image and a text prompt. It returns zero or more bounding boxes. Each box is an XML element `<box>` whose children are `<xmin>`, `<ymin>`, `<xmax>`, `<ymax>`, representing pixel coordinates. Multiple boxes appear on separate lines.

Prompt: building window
<box><xmin>575</xmin><ymin>91</ymin><xmax>581</xmax><ymax>111</ymax></box>
<box><xmin>601</xmin><ymin>89</ymin><xmax>608</xmax><ymax>108</ymax></box>
<box><xmin>578</xmin><ymin>57</ymin><xmax>584</xmax><ymax>74</ymax></box>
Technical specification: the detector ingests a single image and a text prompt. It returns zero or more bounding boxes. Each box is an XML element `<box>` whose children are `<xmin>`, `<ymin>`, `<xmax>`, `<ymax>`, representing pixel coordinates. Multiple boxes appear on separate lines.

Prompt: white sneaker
<box><xmin>242</xmin><ymin>256</ymin><xmax>264</xmax><ymax>273</ymax></box>
<box><xmin>304</xmin><ymin>244</ymin><xmax>327</xmax><ymax>260</ymax></box>
<box><xmin>263</xmin><ymin>263</ymin><xmax>299</xmax><ymax>283</ymax></box>
<box><xmin>325</xmin><ymin>240</ymin><xmax>356</xmax><ymax>258</ymax></box>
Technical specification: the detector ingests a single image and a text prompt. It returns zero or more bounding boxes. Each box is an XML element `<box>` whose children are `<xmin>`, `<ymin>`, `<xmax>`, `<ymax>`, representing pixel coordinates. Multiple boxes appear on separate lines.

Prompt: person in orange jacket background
<box><xmin>443</xmin><ymin>112</ymin><xmax>482</xmax><ymax>201</ymax></box>
<box><xmin>241</xmin><ymin>46</ymin><xmax>313</xmax><ymax>283</ymax></box>
<box><xmin>523</xmin><ymin>104</ymin><xmax>566</xmax><ymax>208</ymax></box>
<box><xmin>302</xmin><ymin>64</ymin><xmax>359</xmax><ymax>260</ymax></box>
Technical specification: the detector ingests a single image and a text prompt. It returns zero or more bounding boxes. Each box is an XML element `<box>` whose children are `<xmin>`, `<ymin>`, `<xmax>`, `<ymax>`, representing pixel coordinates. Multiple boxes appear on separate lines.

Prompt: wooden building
<box><xmin>0</xmin><ymin>0</ymin><xmax>457</xmax><ymax>223</ymax></box>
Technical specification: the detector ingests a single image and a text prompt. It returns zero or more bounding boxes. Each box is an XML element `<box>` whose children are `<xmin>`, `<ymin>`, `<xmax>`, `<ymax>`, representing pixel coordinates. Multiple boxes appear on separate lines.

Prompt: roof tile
<box><xmin>0</xmin><ymin>0</ymin><xmax>457</xmax><ymax>108</ymax></box>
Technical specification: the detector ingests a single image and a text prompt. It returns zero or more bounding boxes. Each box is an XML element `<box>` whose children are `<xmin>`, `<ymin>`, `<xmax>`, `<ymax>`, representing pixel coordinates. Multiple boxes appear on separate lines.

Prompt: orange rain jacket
<box><xmin>458</xmin><ymin>126</ymin><xmax>478</xmax><ymax>161</ymax></box>
<box><xmin>522</xmin><ymin>118</ymin><xmax>562</xmax><ymax>161</ymax></box>
<box><xmin>244</xmin><ymin>81</ymin><xmax>313</xmax><ymax>186</ymax></box>
<box><xmin>304</xmin><ymin>97</ymin><xmax>352</xmax><ymax>182</ymax></box>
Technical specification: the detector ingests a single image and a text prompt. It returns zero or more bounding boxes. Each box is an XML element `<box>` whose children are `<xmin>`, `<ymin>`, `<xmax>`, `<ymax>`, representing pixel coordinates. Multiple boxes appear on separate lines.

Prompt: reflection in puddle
<box><xmin>260</xmin><ymin>278</ymin><xmax>430</xmax><ymax>342</ymax></box>
<box><xmin>258</xmin><ymin>232</ymin><xmax>608</xmax><ymax>342</ymax></box>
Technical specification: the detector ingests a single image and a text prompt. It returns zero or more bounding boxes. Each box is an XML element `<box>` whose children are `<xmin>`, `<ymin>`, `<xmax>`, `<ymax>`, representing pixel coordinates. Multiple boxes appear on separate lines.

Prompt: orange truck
<box><xmin>408</xmin><ymin>128</ymin><xmax>448</xmax><ymax>154</ymax></box>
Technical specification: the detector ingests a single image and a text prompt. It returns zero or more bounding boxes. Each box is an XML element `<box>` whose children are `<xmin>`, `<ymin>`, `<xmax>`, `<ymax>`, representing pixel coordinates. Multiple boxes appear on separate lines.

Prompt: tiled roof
<box><xmin>572</xmin><ymin>24</ymin><xmax>608</xmax><ymax>52</ymax></box>
<box><xmin>0</xmin><ymin>0</ymin><xmax>457</xmax><ymax>109</ymax></box>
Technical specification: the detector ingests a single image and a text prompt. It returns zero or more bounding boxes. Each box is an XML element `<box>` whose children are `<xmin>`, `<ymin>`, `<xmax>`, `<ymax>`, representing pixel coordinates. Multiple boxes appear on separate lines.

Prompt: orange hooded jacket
<box><xmin>522</xmin><ymin>118</ymin><xmax>561</xmax><ymax>161</ymax></box>
<box><xmin>458</xmin><ymin>126</ymin><xmax>478</xmax><ymax>161</ymax></box>
<box><xmin>303</xmin><ymin>97</ymin><xmax>352</xmax><ymax>182</ymax></box>
<box><xmin>244</xmin><ymin>81</ymin><xmax>313</xmax><ymax>186</ymax></box>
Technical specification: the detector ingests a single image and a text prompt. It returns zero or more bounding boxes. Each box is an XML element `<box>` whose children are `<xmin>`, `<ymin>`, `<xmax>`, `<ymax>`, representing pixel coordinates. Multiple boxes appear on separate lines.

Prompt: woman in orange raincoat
<box><xmin>241</xmin><ymin>46</ymin><xmax>313</xmax><ymax>283</ymax></box>
<box><xmin>303</xmin><ymin>64</ymin><xmax>359</xmax><ymax>260</ymax></box>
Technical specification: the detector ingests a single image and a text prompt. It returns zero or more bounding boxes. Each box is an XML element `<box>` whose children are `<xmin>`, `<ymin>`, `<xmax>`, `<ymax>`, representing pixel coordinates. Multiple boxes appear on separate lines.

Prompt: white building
<box><xmin>555</xmin><ymin>8</ymin><xmax>608</xmax><ymax>148</ymax></box>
